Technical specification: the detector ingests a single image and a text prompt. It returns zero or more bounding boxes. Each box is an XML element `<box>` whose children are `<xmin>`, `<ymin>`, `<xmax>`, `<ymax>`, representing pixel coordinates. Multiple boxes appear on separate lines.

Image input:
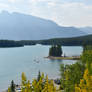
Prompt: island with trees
<box><xmin>46</xmin><ymin>45</ymin><xmax>80</xmax><ymax>60</ymax></box>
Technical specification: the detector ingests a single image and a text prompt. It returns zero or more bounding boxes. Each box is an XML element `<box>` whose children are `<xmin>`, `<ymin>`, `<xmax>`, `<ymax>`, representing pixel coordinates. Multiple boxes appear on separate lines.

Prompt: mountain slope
<box><xmin>0</xmin><ymin>11</ymin><xmax>86</xmax><ymax>40</ymax></box>
<box><xmin>79</xmin><ymin>27</ymin><xmax>92</xmax><ymax>34</ymax></box>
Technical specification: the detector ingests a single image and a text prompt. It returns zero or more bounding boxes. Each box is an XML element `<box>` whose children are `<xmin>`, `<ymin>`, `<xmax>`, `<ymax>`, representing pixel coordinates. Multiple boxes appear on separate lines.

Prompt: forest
<box><xmin>1</xmin><ymin>34</ymin><xmax>92</xmax><ymax>47</ymax></box>
<box><xmin>0</xmin><ymin>40</ymin><xmax>24</xmax><ymax>47</ymax></box>
<box><xmin>37</xmin><ymin>34</ymin><xmax>92</xmax><ymax>46</ymax></box>
<box><xmin>20</xmin><ymin>34</ymin><xmax>92</xmax><ymax>46</ymax></box>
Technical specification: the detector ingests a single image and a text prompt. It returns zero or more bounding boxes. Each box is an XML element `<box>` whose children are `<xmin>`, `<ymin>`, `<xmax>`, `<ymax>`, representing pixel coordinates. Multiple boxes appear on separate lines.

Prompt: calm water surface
<box><xmin>0</xmin><ymin>44</ymin><xmax>83</xmax><ymax>91</ymax></box>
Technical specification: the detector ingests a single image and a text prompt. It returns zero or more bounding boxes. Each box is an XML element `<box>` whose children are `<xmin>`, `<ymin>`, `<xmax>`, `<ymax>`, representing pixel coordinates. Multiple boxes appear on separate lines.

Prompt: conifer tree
<box><xmin>8</xmin><ymin>80</ymin><xmax>15</xmax><ymax>92</ymax></box>
<box><xmin>11</xmin><ymin>80</ymin><xmax>15</xmax><ymax>92</ymax></box>
<box><xmin>37</xmin><ymin>71</ymin><xmax>41</xmax><ymax>82</ymax></box>
<box><xmin>49</xmin><ymin>45</ymin><xmax>62</xmax><ymax>57</ymax></box>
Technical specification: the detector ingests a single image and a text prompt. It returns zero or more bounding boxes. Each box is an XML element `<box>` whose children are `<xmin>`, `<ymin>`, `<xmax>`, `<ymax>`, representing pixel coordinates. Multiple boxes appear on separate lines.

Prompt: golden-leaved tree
<box><xmin>75</xmin><ymin>69</ymin><xmax>92</xmax><ymax>92</ymax></box>
<box><xmin>21</xmin><ymin>72</ymin><xmax>56</xmax><ymax>92</ymax></box>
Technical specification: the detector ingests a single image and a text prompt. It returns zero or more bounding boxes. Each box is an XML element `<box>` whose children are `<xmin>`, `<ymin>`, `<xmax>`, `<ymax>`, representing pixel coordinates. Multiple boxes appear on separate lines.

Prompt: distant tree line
<box><xmin>19</xmin><ymin>40</ymin><xmax>37</xmax><ymax>45</ymax></box>
<box><xmin>37</xmin><ymin>34</ymin><xmax>92</xmax><ymax>46</ymax></box>
<box><xmin>18</xmin><ymin>34</ymin><xmax>92</xmax><ymax>46</ymax></box>
<box><xmin>49</xmin><ymin>45</ymin><xmax>62</xmax><ymax>57</ymax></box>
<box><xmin>0</xmin><ymin>40</ymin><xmax>23</xmax><ymax>47</ymax></box>
<box><xmin>1</xmin><ymin>34</ymin><xmax>92</xmax><ymax>47</ymax></box>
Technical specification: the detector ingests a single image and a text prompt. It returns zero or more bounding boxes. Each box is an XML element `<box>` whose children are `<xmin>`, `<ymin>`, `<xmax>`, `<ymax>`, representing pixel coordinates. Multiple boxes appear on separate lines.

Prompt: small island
<box><xmin>46</xmin><ymin>45</ymin><xmax>80</xmax><ymax>60</ymax></box>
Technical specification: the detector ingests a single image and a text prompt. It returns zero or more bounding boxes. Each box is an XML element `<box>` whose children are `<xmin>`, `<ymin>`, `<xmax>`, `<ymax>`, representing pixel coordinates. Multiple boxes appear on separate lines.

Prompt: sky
<box><xmin>0</xmin><ymin>0</ymin><xmax>92</xmax><ymax>27</ymax></box>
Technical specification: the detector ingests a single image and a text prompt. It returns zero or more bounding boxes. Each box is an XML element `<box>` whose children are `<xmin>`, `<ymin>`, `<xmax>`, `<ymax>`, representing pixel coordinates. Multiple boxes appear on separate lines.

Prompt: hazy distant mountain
<box><xmin>0</xmin><ymin>11</ymin><xmax>87</xmax><ymax>40</ymax></box>
<box><xmin>79</xmin><ymin>27</ymin><xmax>92</xmax><ymax>34</ymax></box>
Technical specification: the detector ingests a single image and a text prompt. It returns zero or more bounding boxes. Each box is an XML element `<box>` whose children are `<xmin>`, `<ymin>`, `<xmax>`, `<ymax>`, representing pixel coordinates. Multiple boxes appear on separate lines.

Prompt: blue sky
<box><xmin>0</xmin><ymin>0</ymin><xmax>92</xmax><ymax>27</ymax></box>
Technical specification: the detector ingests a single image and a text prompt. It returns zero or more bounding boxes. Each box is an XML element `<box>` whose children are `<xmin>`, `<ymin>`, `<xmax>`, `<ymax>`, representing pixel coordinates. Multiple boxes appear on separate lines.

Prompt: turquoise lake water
<box><xmin>0</xmin><ymin>44</ymin><xmax>83</xmax><ymax>91</ymax></box>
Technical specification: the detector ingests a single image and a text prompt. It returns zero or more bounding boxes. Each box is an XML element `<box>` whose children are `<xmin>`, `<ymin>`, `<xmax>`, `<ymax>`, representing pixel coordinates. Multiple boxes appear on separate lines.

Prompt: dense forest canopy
<box><xmin>0</xmin><ymin>40</ymin><xmax>23</xmax><ymax>47</ymax></box>
<box><xmin>20</xmin><ymin>34</ymin><xmax>92</xmax><ymax>46</ymax></box>
<box><xmin>38</xmin><ymin>34</ymin><xmax>92</xmax><ymax>46</ymax></box>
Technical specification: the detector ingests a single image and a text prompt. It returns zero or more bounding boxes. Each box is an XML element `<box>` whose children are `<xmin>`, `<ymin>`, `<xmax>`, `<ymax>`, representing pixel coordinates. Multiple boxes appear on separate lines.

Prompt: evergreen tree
<box><xmin>37</xmin><ymin>71</ymin><xmax>41</xmax><ymax>82</ymax></box>
<box><xmin>10</xmin><ymin>80</ymin><xmax>15</xmax><ymax>92</ymax></box>
<box><xmin>49</xmin><ymin>45</ymin><xmax>62</xmax><ymax>57</ymax></box>
<box><xmin>8</xmin><ymin>72</ymin><xmax>57</xmax><ymax>92</ymax></box>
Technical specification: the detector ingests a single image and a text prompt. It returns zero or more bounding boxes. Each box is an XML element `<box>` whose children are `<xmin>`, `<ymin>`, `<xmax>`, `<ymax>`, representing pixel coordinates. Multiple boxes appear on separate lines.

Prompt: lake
<box><xmin>0</xmin><ymin>44</ymin><xmax>83</xmax><ymax>91</ymax></box>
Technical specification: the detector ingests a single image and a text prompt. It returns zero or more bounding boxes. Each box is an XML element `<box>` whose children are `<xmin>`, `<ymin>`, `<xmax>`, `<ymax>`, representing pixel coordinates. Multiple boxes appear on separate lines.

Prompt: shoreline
<box><xmin>45</xmin><ymin>56</ymin><xmax>80</xmax><ymax>60</ymax></box>
<box><xmin>3</xmin><ymin>78</ymin><xmax>61</xmax><ymax>92</ymax></box>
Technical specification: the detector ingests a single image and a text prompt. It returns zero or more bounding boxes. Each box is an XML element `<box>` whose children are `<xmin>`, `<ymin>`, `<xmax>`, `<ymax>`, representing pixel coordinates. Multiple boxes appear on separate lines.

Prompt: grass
<box><xmin>45</xmin><ymin>56</ymin><xmax>80</xmax><ymax>60</ymax></box>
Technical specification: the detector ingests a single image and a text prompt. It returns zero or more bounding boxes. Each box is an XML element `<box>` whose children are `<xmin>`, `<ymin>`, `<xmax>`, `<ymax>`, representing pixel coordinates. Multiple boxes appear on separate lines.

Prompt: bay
<box><xmin>0</xmin><ymin>44</ymin><xmax>83</xmax><ymax>91</ymax></box>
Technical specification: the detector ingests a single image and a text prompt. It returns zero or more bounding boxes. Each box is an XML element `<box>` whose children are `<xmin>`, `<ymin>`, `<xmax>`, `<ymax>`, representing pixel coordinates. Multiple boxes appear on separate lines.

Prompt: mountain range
<box><xmin>0</xmin><ymin>11</ymin><xmax>91</xmax><ymax>40</ymax></box>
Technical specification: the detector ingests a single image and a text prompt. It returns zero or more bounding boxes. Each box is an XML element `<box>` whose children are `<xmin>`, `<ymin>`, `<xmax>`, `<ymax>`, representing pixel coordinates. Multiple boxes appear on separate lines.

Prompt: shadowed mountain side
<box><xmin>0</xmin><ymin>11</ymin><xmax>87</xmax><ymax>40</ymax></box>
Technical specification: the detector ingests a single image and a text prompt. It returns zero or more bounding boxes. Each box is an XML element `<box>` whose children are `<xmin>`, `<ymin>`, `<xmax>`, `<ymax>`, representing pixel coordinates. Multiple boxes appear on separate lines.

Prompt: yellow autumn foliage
<box><xmin>21</xmin><ymin>72</ymin><xmax>56</xmax><ymax>92</ymax></box>
<box><xmin>75</xmin><ymin>69</ymin><xmax>92</xmax><ymax>92</ymax></box>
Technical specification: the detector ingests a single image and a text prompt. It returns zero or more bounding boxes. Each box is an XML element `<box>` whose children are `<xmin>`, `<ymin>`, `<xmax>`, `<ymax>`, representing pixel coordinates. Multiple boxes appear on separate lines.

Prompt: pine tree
<box><xmin>8</xmin><ymin>72</ymin><xmax>57</xmax><ymax>92</ymax></box>
<box><xmin>49</xmin><ymin>45</ymin><xmax>62</xmax><ymax>57</ymax></box>
<box><xmin>37</xmin><ymin>71</ymin><xmax>41</xmax><ymax>82</ymax></box>
<box><xmin>11</xmin><ymin>80</ymin><xmax>15</xmax><ymax>92</ymax></box>
<box><xmin>8</xmin><ymin>80</ymin><xmax>15</xmax><ymax>92</ymax></box>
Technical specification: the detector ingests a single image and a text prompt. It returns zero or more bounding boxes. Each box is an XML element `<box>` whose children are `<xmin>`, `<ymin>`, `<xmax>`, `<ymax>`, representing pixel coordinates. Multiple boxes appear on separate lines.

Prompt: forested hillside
<box><xmin>37</xmin><ymin>34</ymin><xmax>92</xmax><ymax>46</ymax></box>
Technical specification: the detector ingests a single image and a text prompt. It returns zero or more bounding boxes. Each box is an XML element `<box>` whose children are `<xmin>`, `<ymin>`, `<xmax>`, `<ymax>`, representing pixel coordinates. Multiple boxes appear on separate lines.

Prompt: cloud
<box><xmin>0</xmin><ymin>3</ymin><xmax>10</xmax><ymax>12</ymax></box>
<box><xmin>8</xmin><ymin>0</ymin><xmax>16</xmax><ymax>3</ymax></box>
<box><xmin>28</xmin><ymin>1</ymin><xmax>92</xmax><ymax>27</ymax></box>
<box><xmin>0</xmin><ymin>0</ymin><xmax>92</xmax><ymax>27</ymax></box>
<box><xmin>56</xmin><ymin>2</ymin><xmax>92</xmax><ymax>27</ymax></box>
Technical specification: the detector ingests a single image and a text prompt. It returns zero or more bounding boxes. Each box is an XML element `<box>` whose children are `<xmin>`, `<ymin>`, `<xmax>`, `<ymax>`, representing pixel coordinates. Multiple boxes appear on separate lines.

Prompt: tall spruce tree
<box><xmin>10</xmin><ymin>80</ymin><xmax>15</xmax><ymax>92</ymax></box>
<box><xmin>37</xmin><ymin>71</ymin><xmax>41</xmax><ymax>82</ymax></box>
<box><xmin>49</xmin><ymin>45</ymin><xmax>62</xmax><ymax>57</ymax></box>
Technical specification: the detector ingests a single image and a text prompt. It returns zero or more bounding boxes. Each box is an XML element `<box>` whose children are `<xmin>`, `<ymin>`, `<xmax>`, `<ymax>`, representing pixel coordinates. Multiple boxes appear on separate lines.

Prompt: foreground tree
<box><xmin>21</xmin><ymin>72</ymin><xmax>56</xmax><ymax>92</ymax></box>
<box><xmin>37</xmin><ymin>71</ymin><xmax>41</xmax><ymax>82</ymax></box>
<box><xmin>75</xmin><ymin>68</ymin><xmax>92</xmax><ymax>92</ymax></box>
<box><xmin>60</xmin><ymin>62</ymin><xmax>85</xmax><ymax>92</ymax></box>
<box><xmin>60</xmin><ymin>45</ymin><xmax>92</xmax><ymax>92</ymax></box>
<box><xmin>81</xmin><ymin>50</ymin><xmax>92</xmax><ymax>74</ymax></box>
<box><xmin>21</xmin><ymin>72</ymin><xmax>27</xmax><ymax>86</ymax></box>
<box><xmin>8</xmin><ymin>72</ymin><xmax>57</xmax><ymax>92</ymax></box>
<box><xmin>8</xmin><ymin>80</ymin><xmax>15</xmax><ymax>92</ymax></box>
<box><xmin>75</xmin><ymin>46</ymin><xmax>92</xmax><ymax>92</ymax></box>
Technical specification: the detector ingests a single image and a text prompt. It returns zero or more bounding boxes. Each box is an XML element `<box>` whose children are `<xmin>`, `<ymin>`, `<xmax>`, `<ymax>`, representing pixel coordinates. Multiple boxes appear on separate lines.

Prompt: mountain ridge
<box><xmin>0</xmin><ymin>11</ymin><xmax>90</xmax><ymax>40</ymax></box>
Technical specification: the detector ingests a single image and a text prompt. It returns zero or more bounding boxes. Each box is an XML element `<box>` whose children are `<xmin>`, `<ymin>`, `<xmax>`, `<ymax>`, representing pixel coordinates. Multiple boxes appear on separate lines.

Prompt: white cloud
<box><xmin>0</xmin><ymin>3</ymin><xmax>10</xmax><ymax>12</ymax></box>
<box><xmin>48</xmin><ymin>2</ymin><xmax>56</xmax><ymax>6</ymax></box>
<box><xmin>57</xmin><ymin>2</ymin><xmax>92</xmax><ymax>27</ymax></box>
<box><xmin>0</xmin><ymin>0</ymin><xmax>92</xmax><ymax>27</ymax></box>
<box><xmin>8</xmin><ymin>0</ymin><xmax>16</xmax><ymax>3</ymax></box>
<box><xmin>28</xmin><ymin>1</ymin><xmax>92</xmax><ymax>27</ymax></box>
